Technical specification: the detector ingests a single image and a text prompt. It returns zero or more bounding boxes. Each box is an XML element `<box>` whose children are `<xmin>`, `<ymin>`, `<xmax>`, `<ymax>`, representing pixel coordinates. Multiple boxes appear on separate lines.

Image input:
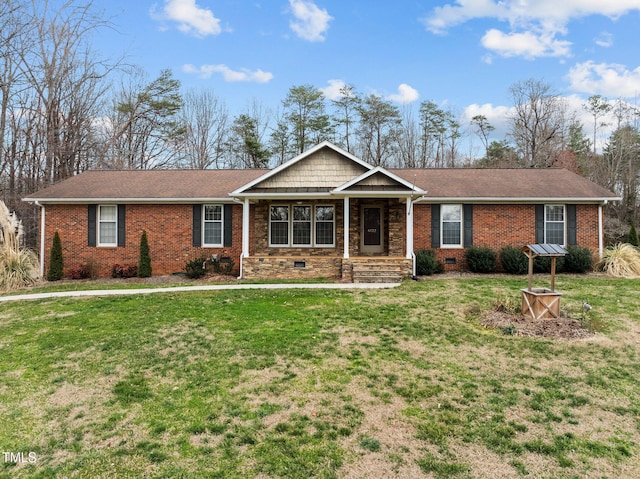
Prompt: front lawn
<box><xmin>1</xmin><ymin>276</ymin><xmax>639</xmax><ymax>478</ymax></box>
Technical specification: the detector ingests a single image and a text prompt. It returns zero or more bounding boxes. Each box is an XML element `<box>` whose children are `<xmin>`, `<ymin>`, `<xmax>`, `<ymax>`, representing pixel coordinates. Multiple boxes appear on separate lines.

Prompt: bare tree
<box><xmin>584</xmin><ymin>95</ymin><xmax>612</xmax><ymax>154</ymax></box>
<box><xmin>179</xmin><ymin>88</ymin><xmax>228</xmax><ymax>169</ymax></box>
<box><xmin>508</xmin><ymin>79</ymin><xmax>567</xmax><ymax>167</ymax></box>
<box><xmin>331</xmin><ymin>84</ymin><xmax>359</xmax><ymax>153</ymax></box>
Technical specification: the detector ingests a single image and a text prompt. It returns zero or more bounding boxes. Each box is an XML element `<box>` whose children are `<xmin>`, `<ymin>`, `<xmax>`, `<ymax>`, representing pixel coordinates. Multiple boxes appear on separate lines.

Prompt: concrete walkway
<box><xmin>0</xmin><ymin>282</ymin><xmax>401</xmax><ymax>303</ymax></box>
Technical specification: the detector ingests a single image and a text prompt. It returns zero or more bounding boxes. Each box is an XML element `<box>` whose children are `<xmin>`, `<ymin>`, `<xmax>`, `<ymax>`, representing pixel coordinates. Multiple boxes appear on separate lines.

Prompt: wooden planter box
<box><xmin>521</xmin><ymin>288</ymin><xmax>562</xmax><ymax>320</ymax></box>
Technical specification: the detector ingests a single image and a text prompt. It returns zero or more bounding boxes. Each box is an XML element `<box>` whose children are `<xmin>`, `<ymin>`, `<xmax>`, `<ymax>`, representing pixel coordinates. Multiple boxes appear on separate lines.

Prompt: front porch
<box><xmin>241</xmin><ymin>255</ymin><xmax>413</xmax><ymax>283</ymax></box>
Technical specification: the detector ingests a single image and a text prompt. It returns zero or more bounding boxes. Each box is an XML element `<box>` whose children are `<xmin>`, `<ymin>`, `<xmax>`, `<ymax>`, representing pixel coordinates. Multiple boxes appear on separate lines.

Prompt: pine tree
<box><xmin>47</xmin><ymin>231</ymin><xmax>63</xmax><ymax>281</ymax></box>
<box><xmin>138</xmin><ymin>230</ymin><xmax>152</xmax><ymax>278</ymax></box>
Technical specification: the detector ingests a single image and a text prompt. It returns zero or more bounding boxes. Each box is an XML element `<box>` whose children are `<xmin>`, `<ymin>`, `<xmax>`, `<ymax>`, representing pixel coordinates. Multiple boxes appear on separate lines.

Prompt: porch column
<box><xmin>242</xmin><ymin>198</ymin><xmax>250</xmax><ymax>258</ymax></box>
<box><xmin>406</xmin><ymin>198</ymin><xmax>413</xmax><ymax>259</ymax></box>
<box><xmin>343</xmin><ymin>196</ymin><xmax>350</xmax><ymax>258</ymax></box>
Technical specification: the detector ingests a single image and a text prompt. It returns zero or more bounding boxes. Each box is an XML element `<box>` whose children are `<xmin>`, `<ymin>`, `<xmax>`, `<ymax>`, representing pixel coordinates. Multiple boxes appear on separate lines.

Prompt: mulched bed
<box><xmin>479</xmin><ymin>310</ymin><xmax>593</xmax><ymax>339</ymax></box>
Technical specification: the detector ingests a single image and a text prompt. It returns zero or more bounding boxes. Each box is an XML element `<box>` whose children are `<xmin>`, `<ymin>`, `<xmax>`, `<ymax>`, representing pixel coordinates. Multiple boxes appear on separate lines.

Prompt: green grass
<box><xmin>1</xmin><ymin>276</ymin><xmax>639</xmax><ymax>478</ymax></box>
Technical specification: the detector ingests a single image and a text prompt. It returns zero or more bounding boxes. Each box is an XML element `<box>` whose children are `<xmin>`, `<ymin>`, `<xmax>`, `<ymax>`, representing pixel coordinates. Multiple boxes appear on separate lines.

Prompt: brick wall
<box><xmin>413</xmin><ymin>203</ymin><xmax>601</xmax><ymax>271</ymax></box>
<box><xmin>42</xmin><ymin>203</ymin><xmax>244</xmax><ymax>278</ymax></box>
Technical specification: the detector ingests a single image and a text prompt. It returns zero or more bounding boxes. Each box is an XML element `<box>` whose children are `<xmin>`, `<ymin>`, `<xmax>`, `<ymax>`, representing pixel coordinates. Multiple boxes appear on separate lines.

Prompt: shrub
<box><xmin>0</xmin><ymin>201</ymin><xmax>40</xmax><ymax>291</ymax></box>
<box><xmin>68</xmin><ymin>258</ymin><xmax>99</xmax><ymax>280</ymax></box>
<box><xmin>499</xmin><ymin>246</ymin><xmax>528</xmax><ymax>275</ymax></box>
<box><xmin>597</xmin><ymin>243</ymin><xmax>640</xmax><ymax>278</ymax></box>
<box><xmin>47</xmin><ymin>231</ymin><xmax>64</xmax><ymax>281</ymax></box>
<box><xmin>138</xmin><ymin>230</ymin><xmax>152</xmax><ymax>278</ymax></box>
<box><xmin>465</xmin><ymin>246</ymin><xmax>497</xmax><ymax>273</ymax></box>
<box><xmin>212</xmin><ymin>256</ymin><xmax>235</xmax><ymax>275</ymax></box>
<box><xmin>111</xmin><ymin>264</ymin><xmax>138</xmax><ymax>279</ymax></box>
<box><xmin>415</xmin><ymin>249</ymin><xmax>444</xmax><ymax>276</ymax></box>
<box><xmin>533</xmin><ymin>255</ymin><xmax>564</xmax><ymax>273</ymax></box>
<box><xmin>564</xmin><ymin>245</ymin><xmax>593</xmax><ymax>273</ymax></box>
<box><xmin>185</xmin><ymin>256</ymin><xmax>208</xmax><ymax>279</ymax></box>
<box><xmin>627</xmin><ymin>223</ymin><xmax>639</xmax><ymax>247</ymax></box>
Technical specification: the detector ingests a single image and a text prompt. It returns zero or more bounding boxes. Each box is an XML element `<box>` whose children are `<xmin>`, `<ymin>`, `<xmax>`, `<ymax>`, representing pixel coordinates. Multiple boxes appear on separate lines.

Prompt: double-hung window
<box><xmin>269</xmin><ymin>204</ymin><xmax>335</xmax><ymax>247</ymax></box>
<box><xmin>545</xmin><ymin>204</ymin><xmax>565</xmax><ymax>245</ymax></box>
<box><xmin>98</xmin><ymin>205</ymin><xmax>117</xmax><ymax>246</ymax></box>
<box><xmin>441</xmin><ymin>204</ymin><xmax>463</xmax><ymax>248</ymax></box>
<box><xmin>203</xmin><ymin>205</ymin><xmax>223</xmax><ymax>246</ymax></box>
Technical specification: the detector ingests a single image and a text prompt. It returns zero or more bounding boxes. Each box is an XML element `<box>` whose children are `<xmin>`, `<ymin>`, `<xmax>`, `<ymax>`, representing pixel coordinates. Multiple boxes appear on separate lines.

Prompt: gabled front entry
<box><xmin>361</xmin><ymin>205</ymin><xmax>384</xmax><ymax>254</ymax></box>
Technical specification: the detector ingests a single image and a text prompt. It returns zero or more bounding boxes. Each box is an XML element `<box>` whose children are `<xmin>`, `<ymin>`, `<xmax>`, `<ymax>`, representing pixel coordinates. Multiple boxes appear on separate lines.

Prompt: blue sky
<box><xmin>92</xmin><ymin>0</ymin><xmax>640</xmax><ymax>146</ymax></box>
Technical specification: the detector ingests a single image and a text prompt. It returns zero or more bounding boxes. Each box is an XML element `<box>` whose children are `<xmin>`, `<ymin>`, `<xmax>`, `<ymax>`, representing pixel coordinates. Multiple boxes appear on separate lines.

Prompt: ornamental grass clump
<box><xmin>0</xmin><ymin>200</ymin><xmax>40</xmax><ymax>292</ymax></box>
<box><xmin>597</xmin><ymin>243</ymin><xmax>640</xmax><ymax>278</ymax></box>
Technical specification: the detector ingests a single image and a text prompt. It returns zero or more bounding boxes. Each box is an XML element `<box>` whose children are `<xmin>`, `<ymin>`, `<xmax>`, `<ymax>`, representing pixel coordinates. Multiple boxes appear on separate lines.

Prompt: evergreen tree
<box><xmin>628</xmin><ymin>223</ymin><xmax>639</xmax><ymax>247</ymax></box>
<box><xmin>47</xmin><ymin>231</ymin><xmax>63</xmax><ymax>281</ymax></box>
<box><xmin>138</xmin><ymin>230</ymin><xmax>152</xmax><ymax>278</ymax></box>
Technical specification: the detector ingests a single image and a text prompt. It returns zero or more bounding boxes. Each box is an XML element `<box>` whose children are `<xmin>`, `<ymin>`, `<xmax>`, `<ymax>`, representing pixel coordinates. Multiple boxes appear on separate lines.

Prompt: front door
<box><xmin>361</xmin><ymin>206</ymin><xmax>384</xmax><ymax>254</ymax></box>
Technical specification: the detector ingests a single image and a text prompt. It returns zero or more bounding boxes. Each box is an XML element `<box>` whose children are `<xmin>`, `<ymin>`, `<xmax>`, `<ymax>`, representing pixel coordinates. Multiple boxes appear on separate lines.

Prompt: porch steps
<box><xmin>351</xmin><ymin>261</ymin><xmax>406</xmax><ymax>283</ymax></box>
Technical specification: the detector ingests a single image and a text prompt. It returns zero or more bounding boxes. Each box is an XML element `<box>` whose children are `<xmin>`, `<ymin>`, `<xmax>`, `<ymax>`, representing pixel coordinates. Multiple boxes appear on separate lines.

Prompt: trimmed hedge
<box><xmin>415</xmin><ymin>249</ymin><xmax>444</xmax><ymax>276</ymax></box>
<box><xmin>499</xmin><ymin>245</ymin><xmax>528</xmax><ymax>275</ymax></box>
<box><xmin>564</xmin><ymin>245</ymin><xmax>593</xmax><ymax>273</ymax></box>
<box><xmin>465</xmin><ymin>246</ymin><xmax>497</xmax><ymax>273</ymax></box>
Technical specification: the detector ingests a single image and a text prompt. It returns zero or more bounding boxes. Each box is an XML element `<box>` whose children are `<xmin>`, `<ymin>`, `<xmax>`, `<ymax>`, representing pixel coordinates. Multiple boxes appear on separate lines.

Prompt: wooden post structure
<box><xmin>521</xmin><ymin>244</ymin><xmax>567</xmax><ymax>319</ymax></box>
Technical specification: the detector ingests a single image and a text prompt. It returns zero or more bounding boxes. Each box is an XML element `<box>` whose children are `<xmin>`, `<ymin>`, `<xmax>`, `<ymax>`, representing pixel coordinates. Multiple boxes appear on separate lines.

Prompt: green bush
<box><xmin>138</xmin><ymin>230</ymin><xmax>152</xmax><ymax>278</ymax></box>
<box><xmin>415</xmin><ymin>249</ymin><xmax>444</xmax><ymax>276</ymax></box>
<box><xmin>185</xmin><ymin>256</ymin><xmax>208</xmax><ymax>279</ymax></box>
<box><xmin>465</xmin><ymin>246</ymin><xmax>497</xmax><ymax>273</ymax></box>
<box><xmin>212</xmin><ymin>256</ymin><xmax>235</xmax><ymax>275</ymax></box>
<box><xmin>564</xmin><ymin>245</ymin><xmax>593</xmax><ymax>273</ymax></box>
<box><xmin>499</xmin><ymin>246</ymin><xmax>528</xmax><ymax>275</ymax></box>
<box><xmin>533</xmin><ymin>255</ymin><xmax>565</xmax><ymax>273</ymax></box>
<box><xmin>47</xmin><ymin>231</ymin><xmax>63</xmax><ymax>281</ymax></box>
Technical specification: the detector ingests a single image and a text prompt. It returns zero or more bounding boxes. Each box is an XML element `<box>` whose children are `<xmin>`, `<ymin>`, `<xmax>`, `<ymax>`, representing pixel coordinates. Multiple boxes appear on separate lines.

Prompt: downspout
<box><xmin>35</xmin><ymin>201</ymin><xmax>45</xmax><ymax>277</ymax></box>
<box><xmin>598</xmin><ymin>202</ymin><xmax>605</xmax><ymax>259</ymax></box>
<box><xmin>233</xmin><ymin>197</ymin><xmax>250</xmax><ymax>280</ymax></box>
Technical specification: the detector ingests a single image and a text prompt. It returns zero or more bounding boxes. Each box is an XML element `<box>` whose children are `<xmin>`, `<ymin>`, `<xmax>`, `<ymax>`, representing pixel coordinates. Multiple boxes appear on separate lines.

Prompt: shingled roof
<box><xmin>392</xmin><ymin>168</ymin><xmax>618</xmax><ymax>202</ymax></box>
<box><xmin>24</xmin><ymin>169</ymin><xmax>264</xmax><ymax>202</ymax></box>
<box><xmin>24</xmin><ymin>166</ymin><xmax>618</xmax><ymax>203</ymax></box>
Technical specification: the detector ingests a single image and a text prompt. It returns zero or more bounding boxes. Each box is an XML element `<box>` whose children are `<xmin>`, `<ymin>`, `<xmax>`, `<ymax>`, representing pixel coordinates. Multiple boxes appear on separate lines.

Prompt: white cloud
<box><xmin>566</xmin><ymin>61</ymin><xmax>640</xmax><ymax>98</ymax></box>
<box><xmin>319</xmin><ymin>80</ymin><xmax>347</xmax><ymax>100</ymax></box>
<box><xmin>594</xmin><ymin>31</ymin><xmax>613</xmax><ymax>48</ymax></box>
<box><xmin>151</xmin><ymin>0</ymin><xmax>222</xmax><ymax>38</ymax></box>
<box><xmin>182</xmin><ymin>64</ymin><xmax>273</xmax><ymax>83</ymax></box>
<box><xmin>288</xmin><ymin>0</ymin><xmax>333</xmax><ymax>42</ymax></box>
<box><xmin>386</xmin><ymin>84</ymin><xmax>420</xmax><ymax>104</ymax></box>
<box><xmin>481</xmin><ymin>28</ymin><xmax>571</xmax><ymax>59</ymax></box>
<box><xmin>423</xmin><ymin>0</ymin><xmax>640</xmax><ymax>59</ymax></box>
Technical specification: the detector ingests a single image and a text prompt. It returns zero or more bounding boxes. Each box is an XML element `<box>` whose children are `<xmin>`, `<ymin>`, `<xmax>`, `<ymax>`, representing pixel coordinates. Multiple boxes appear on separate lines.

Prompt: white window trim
<box><xmin>98</xmin><ymin>204</ymin><xmax>117</xmax><ymax>247</ymax></box>
<box><xmin>202</xmin><ymin>204</ymin><xmax>224</xmax><ymax>248</ymax></box>
<box><xmin>315</xmin><ymin>204</ymin><xmax>336</xmax><ymax>247</ymax></box>
<box><xmin>441</xmin><ymin>204</ymin><xmax>463</xmax><ymax>249</ymax></box>
<box><xmin>544</xmin><ymin>204</ymin><xmax>566</xmax><ymax>246</ymax></box>
<box><xmin>292</xmin><ymin>205</ymin><xmax>312</xmax><ymax>247</ymax></box>
<box><xmin>269</xmin><ymin>204</ymin><xmax>336</xmax><ymax>248</ymax></box>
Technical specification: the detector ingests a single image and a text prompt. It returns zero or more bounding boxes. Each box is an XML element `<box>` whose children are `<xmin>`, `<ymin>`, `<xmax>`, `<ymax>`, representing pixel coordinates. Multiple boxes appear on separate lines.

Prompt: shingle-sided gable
<box><xmin>234</xmin><ymin>142</ymin><xmax>371</xmax><ymax>194</ymax></box>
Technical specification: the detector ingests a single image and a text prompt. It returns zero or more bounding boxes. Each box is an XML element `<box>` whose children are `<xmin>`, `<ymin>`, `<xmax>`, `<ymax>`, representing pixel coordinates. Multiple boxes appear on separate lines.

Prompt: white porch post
<box><xmin>406</xmin><ymin>198</ymin><xmax>413</xmax><ymax>260</ymax></box>
<box><xmin>242</xmin><ymin>198</ymin><xmax>250</xmax><ymax>258</ymax></box>
<box><xmin>343</xmin><ymin>196</ymin><xmax>350</xmax><ymax>259</ymax></box>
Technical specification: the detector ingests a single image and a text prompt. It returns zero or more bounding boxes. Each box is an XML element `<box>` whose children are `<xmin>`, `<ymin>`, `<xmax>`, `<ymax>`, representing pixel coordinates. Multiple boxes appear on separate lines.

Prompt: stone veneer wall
<box><xmin>242</xmin><ymin>256</ymin><xmax>343</xmax><ymax>280</ymax></box>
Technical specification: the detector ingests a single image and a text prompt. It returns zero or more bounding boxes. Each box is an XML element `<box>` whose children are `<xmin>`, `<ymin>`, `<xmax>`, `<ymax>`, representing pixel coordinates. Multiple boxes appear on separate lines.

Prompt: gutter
<box><xmin>35</xmin><ymin>201</ymin><xmax>45</xmax><ymax>278</ymax></box>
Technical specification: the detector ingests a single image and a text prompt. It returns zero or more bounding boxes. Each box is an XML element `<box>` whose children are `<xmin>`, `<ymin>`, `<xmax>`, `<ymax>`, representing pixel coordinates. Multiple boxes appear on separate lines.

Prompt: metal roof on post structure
<box><xmin>522</xmin><ymin>244</ymin><xmax>567</xmax><ymax>292</ymax></box>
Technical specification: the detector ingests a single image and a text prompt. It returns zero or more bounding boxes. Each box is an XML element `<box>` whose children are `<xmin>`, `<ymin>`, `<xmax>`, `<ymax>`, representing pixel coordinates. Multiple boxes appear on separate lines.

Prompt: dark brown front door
<box><xmin>361</xmin><ymin>206</ymin><xmax>383</xmax><ymax>253</ymax></box>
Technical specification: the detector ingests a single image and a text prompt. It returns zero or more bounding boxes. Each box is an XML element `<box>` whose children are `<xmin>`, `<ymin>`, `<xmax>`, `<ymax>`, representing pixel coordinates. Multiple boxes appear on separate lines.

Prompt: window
<box><xmin>270</xmin><ymin>206</ymin><xmax>289</xmax><ymax>246</ymax></box>
<box><xmin>315</xmin><ymin>206</ymin><xmax>335</xmax><ymax>246</ymax></box>
<box><xmin>269</xmin><ymin>204</ymin><xmax>335</xmax><ymax>247</ymax></box>
<box><xmin>441</xmin><ymin>204</ymin><xmax>462</xmax><ymax>247</ymax></box>
<box><xmin>292</xmin><ymin>206</ymin><xmax>312</xmax><ymax>246</ymax></box>
<box><xmin>203</xmin><ymin>205</ymin><xmax>223</xmax><ymax>246</ymax></box>
<box><xmin>98</xmin><ymin>205</ymin><xmax>117</xmax><ymax>246</ymax></box>
<box><xmin>545</xmin><ymin>204</ymin><xmax>565</xmax><ymax>245</ymax></box>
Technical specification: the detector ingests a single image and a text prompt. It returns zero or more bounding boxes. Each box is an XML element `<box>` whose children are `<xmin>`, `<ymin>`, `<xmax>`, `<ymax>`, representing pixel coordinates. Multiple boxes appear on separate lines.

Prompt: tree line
<box><xmin>1</xmin><ymin>0</ymin><xmax>639</xmax><ymax>247</ymax></box>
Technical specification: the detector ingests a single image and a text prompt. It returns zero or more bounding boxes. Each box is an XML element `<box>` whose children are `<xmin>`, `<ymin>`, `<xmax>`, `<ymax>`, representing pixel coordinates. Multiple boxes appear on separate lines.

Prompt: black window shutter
<box><xmin>463</xmin><ymin>204</ymin><xmax>473</xmax><ymax>247</ymax></box>
<box><xmin>431</xmin><ymin>204</ymin><xmax>441</xmax><ymax>248</ymax></box>
<box><xmin>192</xmin><ymin>205</ymin><xmax>202</xmax><ymax>247</ymax></box>
<box><xmin>117</xmin><ymin>205</ymin><xmax>126</xmax><ymax>247</ymax></box>
<box><xmin>535</xmin><ymin>204</ymin><xmax>545</xmax><ymax>244</ymax></box>
<box><xmin>88</xmin><ymin>205</ymin><xmax>97</xmax><ymax>246</ymax></box>
<box><xmin>567</xmin><ymin>204</ymin><xmax>577</xmax><ymax>245</ymax></box>
<box><xmin>223</xmin><ymin>204</ymin><xmax>233</xmax><ymax>247</ymax></box>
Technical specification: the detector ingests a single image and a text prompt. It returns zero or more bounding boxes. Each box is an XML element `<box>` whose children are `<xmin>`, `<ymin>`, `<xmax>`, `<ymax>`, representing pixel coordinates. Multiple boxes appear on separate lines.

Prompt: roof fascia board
<box><xmin>231</xmin><ymin>141</ymin><xmax>374</xmax><ymax>196</ymax></box>
<box><xmin>414</xmin><ymin>196</ymin><xmax>621</xmax><ymax>204</ymax></box>
<box><xmin>23</xmin><ymin>197</ymin><xmax>235</xmax><ymax>204</ymax></box>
